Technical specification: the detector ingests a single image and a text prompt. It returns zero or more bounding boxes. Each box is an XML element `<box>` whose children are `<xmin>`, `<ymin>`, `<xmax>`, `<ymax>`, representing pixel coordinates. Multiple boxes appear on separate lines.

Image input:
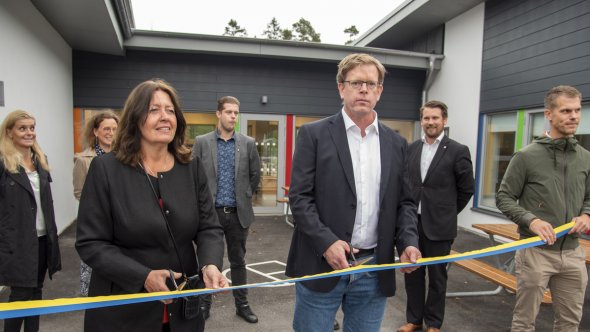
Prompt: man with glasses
<box><xmin>286</xmin><ymin>53</ymin><xmax>421</xmax><ymax>331</ymax></box>
<box><xmin>192</xmin><ymin>96</ymin><xmax>261</xmax><ymax>324</ymax></box>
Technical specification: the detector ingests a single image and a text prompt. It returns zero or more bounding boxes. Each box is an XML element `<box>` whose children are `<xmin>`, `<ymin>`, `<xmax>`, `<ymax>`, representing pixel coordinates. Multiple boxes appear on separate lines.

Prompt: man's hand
<box><xmin>202</xmin><ymin>265</ymin><xmax>228</xmax><ymax>289</ymax></box>
<box><xmin>569</xmin><ymin>214</ymin><xmax>590</xmax><ymax>234</ymax></box>
<box><xmin>399</xmin><ymin>246</ymin><xmax>421</xmax><ymax>274</ymax></box>
<box><xmin>323</xmin><ymin>240</ymin><xmax>357</xmax><ymax>270</ymax></box>
<box><xmin>529</xmin><ymin>218</ymin><xmax>557</xmax><ymax>245</ymax></box>
<box><xmin>144</xmin><ymin>269</ymin><xmax>181</xmax><ymax>304</ymax></box>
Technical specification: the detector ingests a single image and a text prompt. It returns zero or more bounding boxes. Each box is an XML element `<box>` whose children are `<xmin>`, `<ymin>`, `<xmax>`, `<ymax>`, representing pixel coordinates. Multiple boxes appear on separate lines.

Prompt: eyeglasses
<box><xmin>342</xmin><ymin>80</ymin><xmax>382</xmax><ymax>91</ymax></box>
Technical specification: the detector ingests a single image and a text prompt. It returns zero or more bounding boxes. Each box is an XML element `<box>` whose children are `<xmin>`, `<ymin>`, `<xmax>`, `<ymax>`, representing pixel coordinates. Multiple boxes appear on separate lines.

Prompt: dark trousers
<box><xmin>4</xmin><ymin>236</ymin><xmax>48</xmax><ymax>332</ymax></box>
<box><xmin>202</xmin><ymin>209</ymin><xmax>249</xmax><ymax>308</ymax></box>
<box><xmin>403</xmin><ymin>217</ymin><xmax>453</xmax><ymax>329</ymax></box>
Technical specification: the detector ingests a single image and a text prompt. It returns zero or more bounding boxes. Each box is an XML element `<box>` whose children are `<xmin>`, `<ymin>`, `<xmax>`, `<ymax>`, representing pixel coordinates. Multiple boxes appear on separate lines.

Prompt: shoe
<box><xmin>236</xmin><ymin>304</ymin><xmax>258</xmax><ymax>323</ymax></box>
<box><xmin>397</xmin><ymin>322</ymin><xmax>423</xmax><ymax>332</ymax></box>
<box><xmin>200</xmin><ymin>306</ymin><xmax>210</xmax><ymax>320</ymax></box>
<box><xmin>426</xmin><ymin>328</ymin><xmax>440</xmax><ymax>332</ymax></box>
<box><xmin>333</xmin><ymin>319</ymin><xmax>340</xmax><ymax>330</ymax></box>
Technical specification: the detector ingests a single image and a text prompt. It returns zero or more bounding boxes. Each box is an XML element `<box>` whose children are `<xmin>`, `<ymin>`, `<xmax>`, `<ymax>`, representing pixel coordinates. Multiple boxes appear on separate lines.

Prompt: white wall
<box><xmin>428</xmin><ymin>3</ymin><xmax>511</xmax><ymax>232</ymax></box>
<box><xmin>0</xmin><ymin>0</ymin><xmax>75</xmax><ymax>233</ymax></box>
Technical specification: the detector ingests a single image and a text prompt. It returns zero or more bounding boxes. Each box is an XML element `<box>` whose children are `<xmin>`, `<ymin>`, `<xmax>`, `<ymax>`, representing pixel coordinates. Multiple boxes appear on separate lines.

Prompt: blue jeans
<box><xmin>293</xmin><ymin>255</ymin><xmax>387</xmax><ymax>332</ymax></box>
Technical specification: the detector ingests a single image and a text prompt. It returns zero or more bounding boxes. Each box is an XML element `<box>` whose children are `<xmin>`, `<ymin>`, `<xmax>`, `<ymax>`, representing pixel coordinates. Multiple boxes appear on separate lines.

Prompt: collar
<box><xmin>421</xmin><ymin>131</ymin><xmax>445</xmax><ymax>144</ymax></box>
<box><xmin>215</xmin><ymin>129</ymin><xmax>235</xmax><ymax>141</ymax></box>
<box><xmin>341</xmin><ymin>108</ymin><xmax>380</xmax><ymax>135</ymax></box>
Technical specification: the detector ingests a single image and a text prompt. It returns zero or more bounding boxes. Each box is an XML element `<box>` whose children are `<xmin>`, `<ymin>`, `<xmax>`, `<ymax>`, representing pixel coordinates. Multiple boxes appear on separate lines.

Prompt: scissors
<box><xmin>347</xmin><ymin>243</ymin><xmax>373</xmax><ymax>266</ymax></box>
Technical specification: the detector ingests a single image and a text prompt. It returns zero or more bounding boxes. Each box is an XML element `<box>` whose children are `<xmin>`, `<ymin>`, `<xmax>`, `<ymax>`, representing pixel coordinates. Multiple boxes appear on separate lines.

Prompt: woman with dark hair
<box><xmin>73</xmin><ymin>110</ymin><xmax>119</xmax><ymax>296</ymax></box>
<box><xmin>76</xmin><ymin>79</ymin><xmax>226</xmax><ymax>332</ymax></box>
<box><xmin>0</xmin><ymin>110</ymin><xmax>62</xmax><ymax>332</ymax></box>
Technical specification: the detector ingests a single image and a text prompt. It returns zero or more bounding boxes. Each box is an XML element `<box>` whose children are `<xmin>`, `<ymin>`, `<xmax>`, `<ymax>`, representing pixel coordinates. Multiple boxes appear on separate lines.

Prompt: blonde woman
<box><xmin>73</xmin><ymin>111</ymin><xmax>118</xmax><ymax>296</ymax></box>
<box><xmin>0</xmin><ymin>110</ymin><xmax>61</xmax><ymax>332</ymax></box>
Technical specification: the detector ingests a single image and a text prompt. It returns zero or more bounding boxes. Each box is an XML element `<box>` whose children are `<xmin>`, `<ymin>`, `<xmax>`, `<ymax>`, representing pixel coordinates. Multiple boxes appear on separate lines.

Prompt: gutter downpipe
<box><xmin>421</xmin><ymin>55</ymin><xmax>437</xmax><ymax>105</ymax></box>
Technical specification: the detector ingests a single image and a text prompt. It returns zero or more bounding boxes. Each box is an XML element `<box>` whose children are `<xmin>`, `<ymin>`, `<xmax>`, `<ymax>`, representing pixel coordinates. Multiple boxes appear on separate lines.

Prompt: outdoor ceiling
<box><xmin>31</xmin><ymin>0</ymin><xmax>128</xmax><ymax>55</ymax></box>
<box><xmin>355</xmin><ymin>0</ymin><xmax>484</xmax><ymax>49</ymax></box>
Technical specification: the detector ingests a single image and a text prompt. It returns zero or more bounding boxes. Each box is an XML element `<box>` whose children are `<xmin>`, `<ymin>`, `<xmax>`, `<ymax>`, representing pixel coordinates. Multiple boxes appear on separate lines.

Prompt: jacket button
<box><xmin>351</xmin><ymin>203</ymin><xmax>356</xmax><ymax>209</ymax></box>
<box><xmin>345</xmin><ymin>231</ymin><xmax>352</xmax><ymax>236</ymax></box>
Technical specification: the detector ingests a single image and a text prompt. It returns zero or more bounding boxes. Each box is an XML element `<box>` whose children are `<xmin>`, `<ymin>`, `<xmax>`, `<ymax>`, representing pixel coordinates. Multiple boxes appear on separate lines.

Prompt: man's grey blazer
<box><xmin>192</xmin><ymin>131</ymin><xmax>261</xmax><ymax>228</ymax></box>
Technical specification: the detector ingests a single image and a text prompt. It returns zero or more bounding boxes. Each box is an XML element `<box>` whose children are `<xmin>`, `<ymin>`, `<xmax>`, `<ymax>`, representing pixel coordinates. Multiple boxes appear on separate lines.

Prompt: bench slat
<box><xmin>449</xmin><ymin>250</ymin><xmax>552</xmax><ymax>304</ymax></box>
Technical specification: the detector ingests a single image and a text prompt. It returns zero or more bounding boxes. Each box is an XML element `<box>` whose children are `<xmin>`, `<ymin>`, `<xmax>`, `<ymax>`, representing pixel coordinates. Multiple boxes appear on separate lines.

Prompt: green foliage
<box><xmin>223</xmin><ymin>19</ymin><xmax>248</xmax><ymax>37</ymax></box>
<box><xmin>281</xmin><ymin>29</ymin><xmax>293</xmax><ymax>41</ymax></box>
<box><xmin>263</xmin><ymin>17</ymin><xmax>282</xmax><ymax>39</ymax></box>
<box><xmin>344</xmin><ymin>25</ymin><xmax>359</xmax><ymax>45</ymax></box>
<box><xmin>292</xmin><ymin>18</ymin><xmax>321</xmax><ymax>42</ymax></box>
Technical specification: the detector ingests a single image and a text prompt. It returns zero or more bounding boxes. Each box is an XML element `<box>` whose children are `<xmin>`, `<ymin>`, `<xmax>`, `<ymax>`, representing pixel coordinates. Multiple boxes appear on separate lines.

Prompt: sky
<box><xmin>131</xmin><ymin>0</ymin><xmax>406</xmax><ymax>45</ymax></box>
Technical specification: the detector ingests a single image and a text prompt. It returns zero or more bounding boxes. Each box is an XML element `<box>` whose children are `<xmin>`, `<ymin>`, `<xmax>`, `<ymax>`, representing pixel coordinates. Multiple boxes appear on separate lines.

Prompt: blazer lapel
<box><xmin>234</xmin><ymin>133</ymin><xmax>241</xmax><ymax>179</ymax></box>
<box><xmin>379</xmin><ymin>122</ymin><xmax>392</xmax><ymax>205</ymax></box>
<box><xmin>423</xmin><ymin>136</ymin><xmax>449</xmax><ymax>184</ymax></box>
<box><xmin>11</xmin><ymin>167</ymin><xmax>34</xmax><ymax>197</ymax></box>
<box><xmin>410</xmin><ymin>142</ymin><xmax>424</xmax><ymax>184</ymax></box>
<box><xmin>208</xmin><ymin>133</ymin><xmax>218</xmax><ymax>178</ymax></box>
<box><xmin>329</xmin><ymin>113</ymin><xmax>356</xmax><ymax>196</ymax></box>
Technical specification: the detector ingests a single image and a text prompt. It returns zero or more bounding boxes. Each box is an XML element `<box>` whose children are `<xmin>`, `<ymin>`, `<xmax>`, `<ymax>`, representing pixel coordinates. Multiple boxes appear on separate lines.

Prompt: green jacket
<box><xmin>496</xmin><ymin>136</ymin><xmax>590</xmax><ymax>250</ymax></box>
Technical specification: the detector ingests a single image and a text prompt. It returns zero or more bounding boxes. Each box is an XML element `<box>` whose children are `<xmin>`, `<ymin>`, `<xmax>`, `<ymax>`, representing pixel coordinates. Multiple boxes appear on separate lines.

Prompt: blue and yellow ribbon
<box><xmin>0</xmin><ymin>222</ymin><xmax>574</xmax><ymax>319</ymax></box>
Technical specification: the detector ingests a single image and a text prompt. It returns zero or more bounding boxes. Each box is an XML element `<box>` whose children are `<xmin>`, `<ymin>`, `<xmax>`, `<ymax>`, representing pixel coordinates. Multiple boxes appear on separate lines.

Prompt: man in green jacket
<box><xmin>497</xmin><ymin>85</ymin><xmax>590</xmax><ymax>331</ymax></box>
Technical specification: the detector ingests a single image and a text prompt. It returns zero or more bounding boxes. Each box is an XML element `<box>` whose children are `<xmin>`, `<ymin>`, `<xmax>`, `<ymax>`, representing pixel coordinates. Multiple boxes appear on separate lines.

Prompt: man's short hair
<box><xmin>336</xmin><ymin>53</ymin><xmax>387</xmax><ymax>84</ymax></box>
<box><xmin>217</xmin><ymin>96</ymin><xmax>240</xmax><ymax>112</ymax></box>
<box><xmin>420</xmin><ymin>100</ymin><xmax>448</xmax><ymax>119</ymax></box>
<box><xmin>544</xmin><ymin>85</ymin><xmax>582</xmax><ymax>110</ymax></box>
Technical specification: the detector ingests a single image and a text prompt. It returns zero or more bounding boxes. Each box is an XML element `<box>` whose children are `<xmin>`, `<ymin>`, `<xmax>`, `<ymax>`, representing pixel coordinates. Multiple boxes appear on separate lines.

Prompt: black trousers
<box><xmin>4</xmin><ymin>236</ymin><xmax>48</xmax><ymax>332</ymax></box>
<box><xmin>202</xmin><ymin>209</ymin><xmax>249</xmax><ymax>308</ymax></box>
<box><xmin>403</xmin><ymin>217</ymin><xmax>453</xmax><ymax>329</ymax></box>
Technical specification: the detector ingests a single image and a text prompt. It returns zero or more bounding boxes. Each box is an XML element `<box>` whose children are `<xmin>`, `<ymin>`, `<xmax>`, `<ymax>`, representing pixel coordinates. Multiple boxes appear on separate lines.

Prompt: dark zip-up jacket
<box><xmin>496</xmin><ymin>136</ymin><xmax>590</xmax><ymax>250</ymax></box>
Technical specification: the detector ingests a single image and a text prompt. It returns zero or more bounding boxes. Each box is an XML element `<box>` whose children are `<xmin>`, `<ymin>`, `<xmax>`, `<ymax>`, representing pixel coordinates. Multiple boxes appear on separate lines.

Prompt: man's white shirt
<box><xmin>342</xmin><ymin>109</ymin><xmax>381</xmax><ymax>249</ymax></box>
<box><xmin>417</xmin><ymin>131</ymin><xmax>445</xmax><ymax>214</ymax></box>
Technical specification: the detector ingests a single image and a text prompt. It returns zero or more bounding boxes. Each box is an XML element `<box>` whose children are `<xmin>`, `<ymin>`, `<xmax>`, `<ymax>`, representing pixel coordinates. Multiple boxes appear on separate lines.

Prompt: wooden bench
<box><xmin>276</xmin><ymin>197</ymin><xmax>294</xmax><ymax>227</ymax></box>
<box><xmin>448</xmin><ymin>250</ymin><xmax>552</xmax><ymax>304</ymax></box>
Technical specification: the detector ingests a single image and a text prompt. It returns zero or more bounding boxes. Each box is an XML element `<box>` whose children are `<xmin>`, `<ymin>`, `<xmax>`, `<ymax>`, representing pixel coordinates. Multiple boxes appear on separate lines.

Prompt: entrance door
<box><xmin>240</xmin><ymin>114</ymin><xmax>286</xmax><ymax>215</ymax></box>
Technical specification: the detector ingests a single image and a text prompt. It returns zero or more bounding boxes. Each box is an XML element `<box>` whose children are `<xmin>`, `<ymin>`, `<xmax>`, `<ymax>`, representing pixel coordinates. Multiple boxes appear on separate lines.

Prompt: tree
<box><xmin>223</xmin><ymin>19</ymin><xmax>247</xmax><ymax>37</ymax></box>
<box><xmin>281</xmin><ymin>29</ymin><xmax>293</xmax><ymax>41</ymax></box>
<box><xmin>263</xmin><ymin>17</ymin><xmax>282</xmax><ymax>39</ymax></box>
<box><xmin>344</xmin><ymin>25</ymin><xmax>359</xmax><ymax>45</ymax></box>
<box><xmin>292</xmin><ymin>18</ymin><xmax>321</xmax><ymax>42</ymax></box>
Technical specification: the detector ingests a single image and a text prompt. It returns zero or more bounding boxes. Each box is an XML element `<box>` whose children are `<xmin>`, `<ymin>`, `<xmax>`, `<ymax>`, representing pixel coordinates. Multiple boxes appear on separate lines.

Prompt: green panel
<box><xmin>515</xmin><ymin>110</ymin><xmax>525</xmax><ymax>151</ymax></box>
<box><xmin>236</xmin><ymin>113</ymin><xmax>241</xmax><ymax>132</ymax></box>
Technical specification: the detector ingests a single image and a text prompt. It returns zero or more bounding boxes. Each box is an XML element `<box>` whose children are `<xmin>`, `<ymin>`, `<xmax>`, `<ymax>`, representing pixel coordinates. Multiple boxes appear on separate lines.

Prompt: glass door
<box><xmin>240</xmin><ymin>114</ymin><xmax>286</xmax><ymax>215</ymax></box>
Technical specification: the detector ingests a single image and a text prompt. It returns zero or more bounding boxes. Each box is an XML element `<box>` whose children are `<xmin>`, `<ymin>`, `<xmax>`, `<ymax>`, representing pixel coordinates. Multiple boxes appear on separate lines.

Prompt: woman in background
<box><xmin>76</xmin><ymin>79</ymin><xmax>226</xmax><ymax>332</ymax></box>
<box><xmin>0</xmin><ymin>110</ymin><xmax>61</xmax><ymax>332</ymax></box>
<box><xmin>73</xmin><ymin>111</ymin><xmax>118</xmax><ymax>296</ymax></box>
<box><xmin>73</xmin><ymin>111</ymin><xmax>118</xmax><ymax>200</ymax></box>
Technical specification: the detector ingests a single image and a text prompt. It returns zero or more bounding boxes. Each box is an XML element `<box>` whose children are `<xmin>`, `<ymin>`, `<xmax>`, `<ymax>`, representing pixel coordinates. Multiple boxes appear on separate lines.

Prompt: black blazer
<box><xmin>76</xmin><ymin>154</ymin><xmax>224</xmax><ymax>332</ymax></box>
<box><xmin>0</xmin><ymin>159</ymin><xmax>61</xmax><ymax>287</ymax></box>
<box><xmin>407</xmin><ymin>136</ymin><xmax>474</xmax><ymax>241</ymax></box>
<box><xmin>285</xmin><ymin>112</ymin><xmax>419</xmax><ymax>296</ymax></box>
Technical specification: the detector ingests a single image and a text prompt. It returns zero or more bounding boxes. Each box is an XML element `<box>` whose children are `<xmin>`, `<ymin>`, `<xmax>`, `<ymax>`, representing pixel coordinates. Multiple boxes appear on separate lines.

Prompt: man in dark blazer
<box><xmin>398</xmin><ymin>100</ymin><xmax>474</xmax><ymax>332</ymax></box>
<box><xmin>286</xmin><ymin>53</ymin><xmax>421</xmax><ymax>332</ymax></box>
<box><xmin>192</xmin><ymin>96</ymin><xmax>261</xmax><ymax>324</ymax></box>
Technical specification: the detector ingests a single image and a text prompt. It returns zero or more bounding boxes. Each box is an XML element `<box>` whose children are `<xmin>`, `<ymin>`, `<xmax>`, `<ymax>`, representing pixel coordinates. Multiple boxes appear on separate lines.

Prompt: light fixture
<box><xmin>261</xmin><ymin>95</ymin><xmax>268</xmax><ymax>104</ymax></box>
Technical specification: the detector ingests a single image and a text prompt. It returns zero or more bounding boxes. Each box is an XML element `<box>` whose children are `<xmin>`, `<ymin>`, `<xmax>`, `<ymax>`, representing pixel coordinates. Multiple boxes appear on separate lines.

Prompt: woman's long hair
<box><xmin>0</xmin><ymin>110</ymin><xmax>50</xmax><ymax>173</ymax></box>
<box><xmin>113</xmin><ymin>79</ymin><xmax>191</xmax><ymax>166</ymax></box>
<box><xmin>82</xmin><ymin>110</ymin><xmax>119</xmax><ymax>149</ymax></box>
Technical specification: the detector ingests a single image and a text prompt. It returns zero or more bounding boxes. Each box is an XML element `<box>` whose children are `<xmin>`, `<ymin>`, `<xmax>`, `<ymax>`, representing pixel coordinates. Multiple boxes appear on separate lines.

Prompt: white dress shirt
<box><xmin>417</xmin><ymin>131</ymin><xmax>445</xmax><ymax>214</ymax></box>
<box><xmin>342</xmin><ymin>109</ymin><xmax>381</xmax><ymax>249</ymax></box>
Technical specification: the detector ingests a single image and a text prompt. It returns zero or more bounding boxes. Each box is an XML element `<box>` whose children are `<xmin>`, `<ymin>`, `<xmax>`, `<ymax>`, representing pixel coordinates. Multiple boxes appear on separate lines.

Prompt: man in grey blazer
<box><xmin>192</xmin><ymin>96</ymin><xmax>261</xmax><ymax>324</ymax></box>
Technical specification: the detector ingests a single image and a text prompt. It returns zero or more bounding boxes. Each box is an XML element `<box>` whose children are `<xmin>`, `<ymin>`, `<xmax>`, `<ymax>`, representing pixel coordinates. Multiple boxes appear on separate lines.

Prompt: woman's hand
<box><xmin>201</xmin><ymin>265</ymin><xmax>228</xmax><ymax>290</ymax></box>
<box><xmin>144</xmin><ymin>269</ymin><xmax>182</xmax><ymax>304</ymax></box>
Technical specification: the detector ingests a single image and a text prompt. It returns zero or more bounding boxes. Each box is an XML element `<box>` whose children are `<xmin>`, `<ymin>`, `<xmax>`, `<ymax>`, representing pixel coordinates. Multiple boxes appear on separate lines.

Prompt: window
<box><xmin>478</xmin><ymin>113</ymin><xmax>517</xmax><ymax>210</ymax></box>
